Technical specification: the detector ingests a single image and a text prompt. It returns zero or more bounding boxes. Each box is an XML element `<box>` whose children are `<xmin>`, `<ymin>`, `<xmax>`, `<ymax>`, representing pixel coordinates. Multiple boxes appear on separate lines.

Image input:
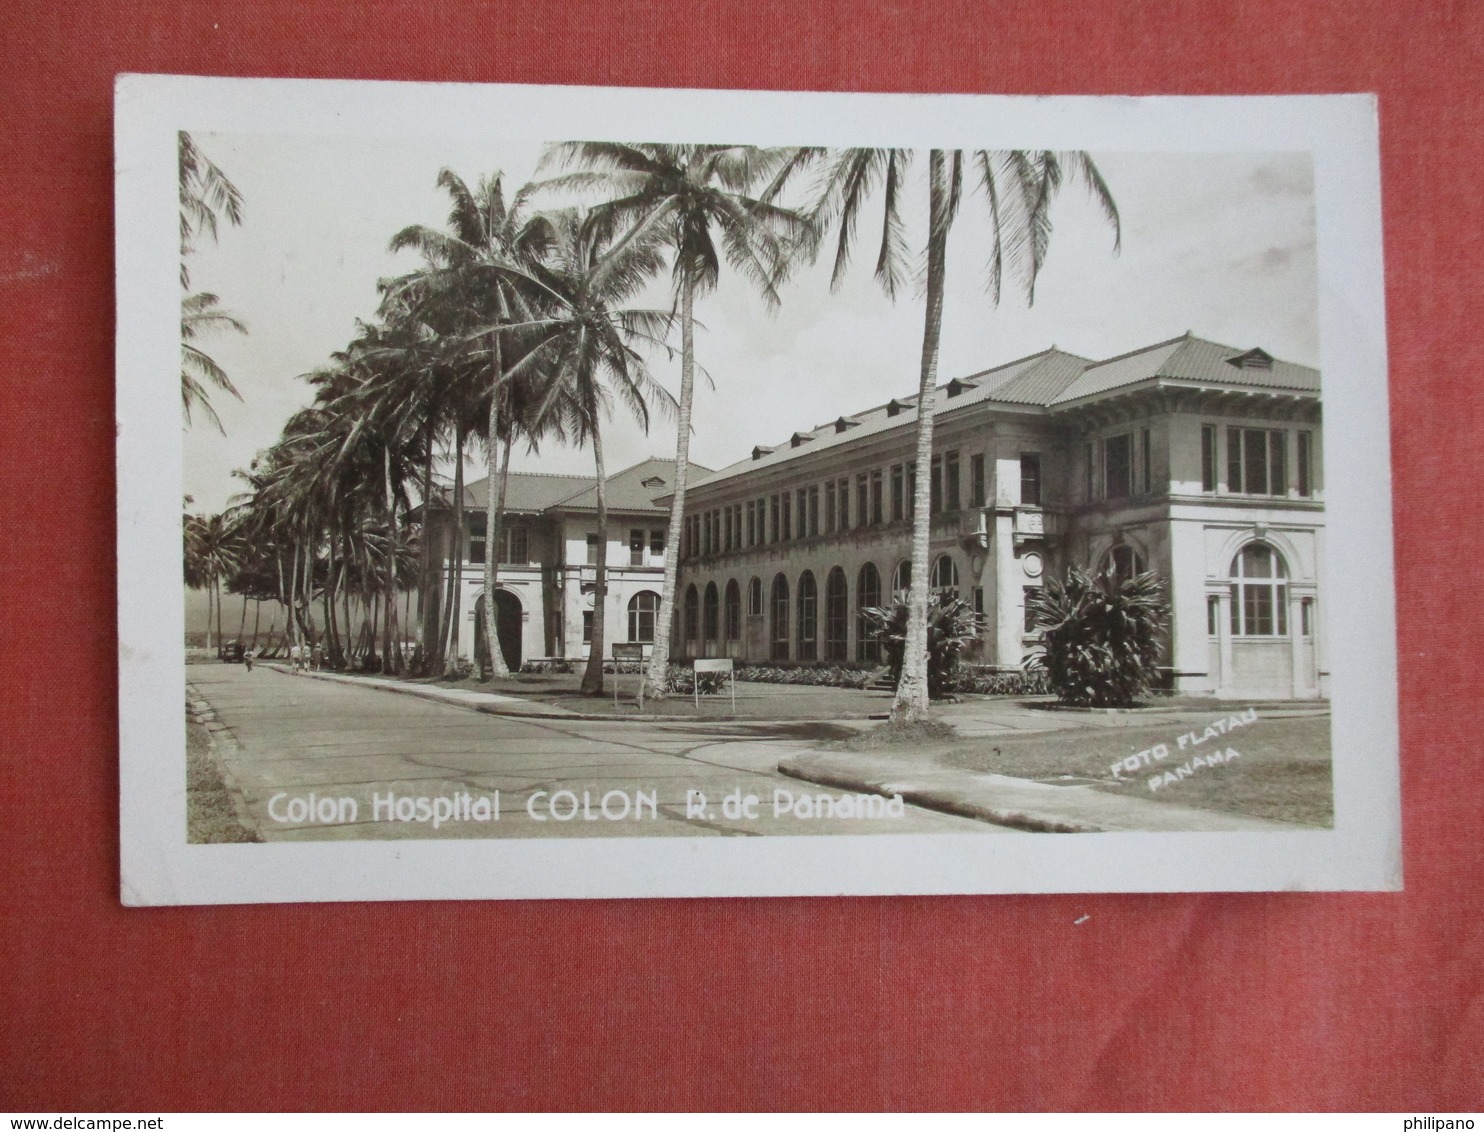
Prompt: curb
<box><xmin>264</xmin><ymin>665</ymin><xmax>883</xmax><ymax>726</ymax></box>
<box><xmin>776</xmin><ymin>761</ymin><xmax>1101</xmax><ymax>833</ymax></box>
<box><xmin>185</xmin><ymin>681</ymin><xmax>263</xmax><ymax>840</ymax></box>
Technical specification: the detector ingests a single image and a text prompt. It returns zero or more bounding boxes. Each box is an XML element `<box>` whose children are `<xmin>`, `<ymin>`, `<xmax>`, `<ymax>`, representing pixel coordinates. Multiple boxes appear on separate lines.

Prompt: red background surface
<box><xmin>2</xmin><ymin>0</ymin><xmax>1480</xmax><ymax>1112</ymax></box>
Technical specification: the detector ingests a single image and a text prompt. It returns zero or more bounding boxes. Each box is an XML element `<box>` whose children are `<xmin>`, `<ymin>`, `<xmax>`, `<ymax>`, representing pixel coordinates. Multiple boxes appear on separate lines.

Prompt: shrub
<box><xmin>861</xmin><ymin>593</ymin><xmax>979</xmax><ymax>700</ymax></box>
<box><xmin>950</xmin><ymin>665</ymin><xmax>1051</xmax><ymax>697</ymax></box>
<box><xmin>733</xmin><ymin>663</ymin><xmax>882</xmax><ymax>690</ymax></box>
<box><xmin>1023</xmin><ymin>566</ymin><xmax>1169</xmax><ymax>707</ymax></box>
<box><xmin>665</xmin><ymin>664</ymin><xmax>727</xmax><ymax>696</ymax></box>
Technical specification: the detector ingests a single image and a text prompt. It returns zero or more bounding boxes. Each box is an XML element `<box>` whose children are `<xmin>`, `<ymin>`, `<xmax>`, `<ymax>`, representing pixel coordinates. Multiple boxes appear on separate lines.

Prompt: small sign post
<box><xmin>612</xmin><ymin>643</ymin><xmax>645</xmax><ymax>711</ymax></box>
<box><xmin>692</xmin><ymin>657</ymin><xmax>735</xmax><ymax>713</ymax></box>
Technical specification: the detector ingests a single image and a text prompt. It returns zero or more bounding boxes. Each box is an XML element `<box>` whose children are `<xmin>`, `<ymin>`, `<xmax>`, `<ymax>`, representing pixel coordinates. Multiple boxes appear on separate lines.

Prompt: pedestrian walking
<box><xmin>244</xmin><ymin>646</ymin><xmax>255</xmax><ymax>672</ymax></box>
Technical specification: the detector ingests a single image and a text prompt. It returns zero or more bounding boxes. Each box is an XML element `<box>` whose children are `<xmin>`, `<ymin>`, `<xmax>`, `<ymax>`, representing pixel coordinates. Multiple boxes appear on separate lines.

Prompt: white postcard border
<box><xmin>117</xmin><ymin>76</ymin><xmax>1399</xmax><ymax>903</ymax></box>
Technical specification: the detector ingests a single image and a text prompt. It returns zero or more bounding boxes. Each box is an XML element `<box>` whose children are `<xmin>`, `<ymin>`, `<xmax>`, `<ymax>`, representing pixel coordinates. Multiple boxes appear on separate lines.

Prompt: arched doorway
<box><xmin>476</xmin><ymin>589</ymin><xmax>523</xmax><ymax>673</ymax></box>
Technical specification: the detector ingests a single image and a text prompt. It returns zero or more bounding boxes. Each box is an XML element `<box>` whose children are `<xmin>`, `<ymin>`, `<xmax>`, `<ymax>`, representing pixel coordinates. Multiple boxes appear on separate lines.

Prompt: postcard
<box><xmin>117</xmin><ymin>75</ymin><xmax>1399</xmax><ymax>902</ymax></box>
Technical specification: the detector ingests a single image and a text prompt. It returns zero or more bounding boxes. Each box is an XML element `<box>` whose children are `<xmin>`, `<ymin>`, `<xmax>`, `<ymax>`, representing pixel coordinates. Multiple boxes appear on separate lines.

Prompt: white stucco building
<box><xmin>673</xmin><ymin>333</ymin><xmax>1325</xmax><ymax>699</ymax></box>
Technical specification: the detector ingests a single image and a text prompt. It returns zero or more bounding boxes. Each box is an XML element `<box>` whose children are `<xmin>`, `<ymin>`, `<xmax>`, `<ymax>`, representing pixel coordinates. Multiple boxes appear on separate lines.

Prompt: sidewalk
<box><xmin>777</xmin><ymin>747</ymin><xmax>1299</xmax><ymax>833</ymax></box>
<box><xmin>261</xmin><ymin>664</ymin><xmax>583</xmax><ymax>718</ymax></box>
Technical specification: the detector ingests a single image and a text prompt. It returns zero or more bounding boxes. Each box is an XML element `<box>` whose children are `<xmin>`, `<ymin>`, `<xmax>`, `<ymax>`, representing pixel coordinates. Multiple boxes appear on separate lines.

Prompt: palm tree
<box><xmin>499</xmin><ymin>208</ymin><xmax>675</xmax><ymax>694</ymax></box>
<box><xmin>179</xmin><ymin>132</ymin><xmax>247</xmax><ymax>431</ymax></box>
<box><xmin>538</xmin><ymin>144</ymin><xmax>813</xmax><ymax>698</ymax></box>
<box><xmin>791</xmin><ymin>148</ymin><xmax>1119</xmax><ymax>721</ymax></box>
<box><xmin>183</xmin><ymin>510</ymin><xmax>242</xmax><ymax>655</ymax></box>
<box><xmin>389</xmin><ymin>170</ymin><xmax>556</xmax><ymax>678</ymax></box>
<box><xmin>179</xmin><ymin>132</ymin><xmax>243</xmax><ymax>288</ymax></box>
<box><xmin>181</xmin><ymin>291</ymin><xmax>247</xmax><ymax>432</ymax></box>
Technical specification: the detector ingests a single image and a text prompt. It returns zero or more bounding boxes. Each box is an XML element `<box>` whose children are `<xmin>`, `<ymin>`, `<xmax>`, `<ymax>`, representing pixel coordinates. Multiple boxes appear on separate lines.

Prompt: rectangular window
<box><xmin>825</xmin><ymin>480</ymin><xmax>836</xmax><ymax>533</ymax></box>
<box><xmin>468</xmin><ymin>515</ymin><xmax>487</xmax><ymax>565</ymax></box>
<box><xmin>891</xmin><ymin>464</ymin><xmax>904</xmax><ymax>521</ymax></box>
<box><xmin>629</xmin><ymin>528</ymin><xmax>645</xmax><ymax>566</ymax></box>
<box><xmin>1208</xmin><ymin>596</ymin><xmax>1220</xmax><ymax>636</ymax></box>
<box><xmin>586</xmin><ymin>533</ymin><xmax>601</xmax><ymax>566</ymax></box>
<box><xmin>781</xmin><ymin>494</ymin><xmax>792</xmax><ymax>541</ymax></box>
<box><xmin>1228</xmin><ymin>428</ymin><xmax>1288</xmax><ymax>495</ymax></box>
<box><xmin>1104</xmin><ymin>433</ymin><xmax>1132</xmax><ymax>500</ymax></box>
<box><xmin>1301</xmin><ymin>598</ymin><xmax>1314</xmax><ymax>637</ymax></box>
<box><xmin>723</xmin><ymin>507</ymin><xmax>732</xmax><ymax>552</ymax></box>
<box><xmin>794</xmin><ymin>489</ymin><xmax>805</xmax><ymax>539</ymax></box>
<box><xmin>838</xmin><ymin>478</ymin><xmax>849</xmax><ymax>529</ymax></box>
<box><xmin>1202</xmin><ymin>425</ymin><xmax>1218</xmax><ymax>492</ymax></box>
<box><xmin>582</xmin><ymin>610</ymin><xmax>593</xmax><ymax>644</ymax></box>
<box><xmin>1020</xmin><ymin>453</ymin><xmax>1041</xmax><ymax>507</ymax></box>
<box><xmin>857</xmin><ymin>475</ymin><xmax>869</xmax><ymax>529</ymax></box>
<box><xmin>770</xmin><ymin>495</ymin><xmax>780</xmax><ymax>543</ymax></box>
<box><xmin>1140</xmin><ymin>428</ymin><xmax>1152</xmax><ymax>494</ymax></box>
<box><xmin>650</xmin><ymin>529</ymin><xmax>664</xmax><ymax>561</ymax></box>
<box><xmin>1023</xmin><ymin>586</ymin><xmax>1041</xmax><ymax>634</ymax></box>
<box><xmin>970</xmin><ymin>454</ymin><xmax>986</xmax><ymax>507</ymax></box>
<box><xmin>746</xmin><ymin>500</ymin><xmax>755</xmax><ymax>547</ymax></box>
<box><xmin>808</xmin><ymin>485</ymin><xmax>820</xmax><ymax>537</ymax></box>
<box><xmin>507</xmin><ymin>527</ymin><xmax>528</xmax><ymax>565</ymax></box>
<box><xmin>907</xmin><ymin>467</ymin><xmax>917</xmax><ymax>518</ymax></box>
<box><xmin>944</xmin><ymin>450</ymin><xmax>960</xmax><ymax>512</ymax></box>
<box><xmin>973</xmin><ymin>586</ymin><xmax>985</xmax><ymax>619</ymax></box>
<box><xmin>870</xmin><ymin>470</ymin><xmax>884</xmax><ymax>525</ymax></box>
<box><xmin>930</xmin><ymin>454</ymin><xmax>942</xmax><ymax>514</ymax></box>
<box><xmin>1084</xmin><ymin>441</ymin><xmax>1095</xmax><ymax>501</ymax></box>
<box><xmin>1297</xmin><ymin>431</ymin><xmax>1313</xmax><ymax>497</ymax></box>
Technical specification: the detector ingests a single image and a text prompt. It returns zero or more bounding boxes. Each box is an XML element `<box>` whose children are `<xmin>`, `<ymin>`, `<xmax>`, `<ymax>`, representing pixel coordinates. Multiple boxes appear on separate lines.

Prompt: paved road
<box><xmin>188</xmin><ymin>664</ymin><xmax>1003</xmax><ymax>841</ymax></box>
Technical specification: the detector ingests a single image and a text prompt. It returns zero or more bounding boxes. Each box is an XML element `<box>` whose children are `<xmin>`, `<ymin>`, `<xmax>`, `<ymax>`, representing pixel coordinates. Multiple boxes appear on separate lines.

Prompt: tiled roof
<box><xmin>688</xmin><ymin>334</ymin><xmax>1318</xmax><ymax>493</ymax></box>
<box><xmin>549</xmin><ymin>457</ymin><xmax>709</xmax><ymax>513</ymax></box>
<box><xmin>1049</xmin><ymin>333</ymin><xmax>1320</xmax><ymax>405</ymax></box>
<box><xmin>688</xmin><ymin>347</ymin><xmax>1091</xmax><ymax>492</ymax></box>
<box><xmin>444</xmin><ymin>458</ymin><xmax>703</xmax><ymax>515</ymax></box>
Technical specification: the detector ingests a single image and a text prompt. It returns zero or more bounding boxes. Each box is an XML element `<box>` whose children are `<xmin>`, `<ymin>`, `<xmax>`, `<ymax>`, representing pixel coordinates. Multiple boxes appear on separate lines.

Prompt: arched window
<box><xmin>891</xmin><ymin>559</ymin><xmax>912</xmax><ymax>597</ymax></box>
<box><xmin>683</xmin><ymin>584</ymin><xmax>699</xmax><ymax>642</ymax></box>
<box><xmin>930</xmin><ymin>554</ymin><xmax>960</xmax><ymax>597</ymax></box>
<box><xmin>770</xmin><ymin>574</ymin><xmax>790</xmax><ymax>661</ymax></box>
<box><xmin>1230</xmin><ymin>543</ymin><xmax>1289</xmax><ymax>636</ymax></box>
<box><xmin>703</xmin><ymin>582</ymin><xmax>720</xmax><ymax>642</ymax></box>
<box><xmin>824</xmin><ymin>568</ymin><xmax>849</xmax><ymax>661</ymax></box>
<box><xmin>748</xmin><ymin>576</ymin><xmax>763</xmax><ymax>617</ymax></box>
<box><xmin>1103</xmin><ymin>544</ymin><xmax>1147</xmax><ymax>585</ymax></box>
<box><xmin>797</xmin><ymin>570</ymin><xmax>818</xmax><ymax>662</ymax></box>
<box><xmin>724</xmin><ymin>580</ymin><xmax>742</xmax><ymax>642</ymax></box>
<box><xmin>857</xmin><ymin>562</ymin><xmax>882</xmax><ymax>663</ymax></box>
<box><xmin>627</xmin><ymin>590</ymin><xmax>660</xmax><ymax>643</ymax></box>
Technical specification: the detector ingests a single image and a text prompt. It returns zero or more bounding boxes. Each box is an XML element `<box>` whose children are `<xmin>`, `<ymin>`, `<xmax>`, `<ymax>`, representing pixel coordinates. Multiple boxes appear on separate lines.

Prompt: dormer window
<box><xmin>1226</xmin><ymin>348</ymin><xmax>1274</xmax><ymax>371</ymax></box>
<box><xmin>885</xmin><ymin>397</ymin><xmax>913</xmax><ymax>418</ymax></box>
<box><xmin>790</xmin><ymin>432</ymin><xmax>816</xmax><ymax>448</ymax></box>
<box><xmin>945</xmin><ymin>378</ymin><xmax>977</xmax><ymax>398</ymax></box>
<box><xmin>833</xmin><ymin>416</ymin><xmax>861</xmax><ymax>434</ymax></box>
<box><xmin>751</xmin><ymin>445</ymin><xmax>775</xmax><ymax>461</ymax></box>
<box><xmin>640</xmin><ymin>475</ymin><xmax>665</xmax><ymax>488</ymax></box>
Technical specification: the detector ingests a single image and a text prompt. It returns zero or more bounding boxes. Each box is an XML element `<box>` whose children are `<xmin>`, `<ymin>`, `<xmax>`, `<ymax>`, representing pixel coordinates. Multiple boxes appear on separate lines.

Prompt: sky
<box><xmin>181</xmin><ymin>136</ymin><xmax>1318</xmax><ymax>514</ymax></box>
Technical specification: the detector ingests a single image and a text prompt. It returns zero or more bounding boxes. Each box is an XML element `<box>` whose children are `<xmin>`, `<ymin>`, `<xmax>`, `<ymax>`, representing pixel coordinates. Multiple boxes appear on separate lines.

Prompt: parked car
<box><xmin>221</xmin><ymin>640</ymin><xmax>245</xmax><ymax>663</ymax></box>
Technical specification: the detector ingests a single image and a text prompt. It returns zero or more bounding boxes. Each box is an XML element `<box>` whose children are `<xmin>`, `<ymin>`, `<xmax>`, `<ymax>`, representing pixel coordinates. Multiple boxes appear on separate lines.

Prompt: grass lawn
<box><xmin>186</xmin><ymin>713</ymin><xmax>260</xmax><ymax>843</ymax></box>
<box><xmin>938</xmin><ymin>712</ymin><xmax>1333</xmax><ymax>827</ymax></box>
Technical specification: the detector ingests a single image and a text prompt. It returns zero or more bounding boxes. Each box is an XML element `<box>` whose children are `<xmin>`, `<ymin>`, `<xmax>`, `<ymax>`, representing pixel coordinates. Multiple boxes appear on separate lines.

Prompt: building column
<box><xmin>1216</xmin><ymin>590</ymin><xmax>1234</xmax><ymax>696</ymax></box>
<box><xmin>990</xmin><ymin>507</ymin><xmax>1021</xmax><ymax>668</ymax></box>
<box><xmin>1288</xmin><ymin>589</ymin><xmax>1306</xmax><ymax>698</ymax></box>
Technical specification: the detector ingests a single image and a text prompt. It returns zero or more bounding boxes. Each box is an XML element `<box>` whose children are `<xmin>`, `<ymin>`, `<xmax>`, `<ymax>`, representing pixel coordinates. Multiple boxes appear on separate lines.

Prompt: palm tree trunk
<box><xmin>891</xmin><ymin>149</ymin><xmax>950</xmax><ymax>724</ymax></box>
<box><xmin>442</xmin><ymin>424</ymin><xmax>466</xmax><ymax>675</ymax></box>
<box><xmin>581</xmin><ymin>420</ymin><xmax>609</xmax><ymax>695</ymax></box>
<box><xmin>484</xmin><ymin>432</ymin><xmax>514</xmax><ymax>679</ymax></box>
<box><xmin>237</xmin><ymin>592</ymin><xmax>248</xmax><ymax>641</ymax></box>
<box><xmin>644</xmin><ymin>270</ymin><xmax>695</xmax><ymax>699</ymax></box>
<box><xmin>251</xmin><ymin>599</ymin><xmax>262</xmax><ymax>650</ymax></box>
<box><xmin>204</xmin><ymin>581</ymin><xmax>214</xmax><ymax>656</ymax></box>
<box><xmin>417</xmin><ymin>428</ymin><xmax>437</xmax><ymax>671</ymax></box>
<box><xmin>483</xmin><ymin>333</ymin><xmax>512</xmax><ymax>679</ymax></box>
<box><xmin>382</xmin><ymin>444</ymin><xmax>401</xmax><ymax>675</ymax></box>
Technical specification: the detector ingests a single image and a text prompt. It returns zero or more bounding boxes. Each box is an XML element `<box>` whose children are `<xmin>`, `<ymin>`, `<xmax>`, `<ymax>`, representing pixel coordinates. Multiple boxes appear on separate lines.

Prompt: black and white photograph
<box><xmin>117</xmin><ymin>78</ymin><xmax>1399</xmax><ymax>901</ymax></box>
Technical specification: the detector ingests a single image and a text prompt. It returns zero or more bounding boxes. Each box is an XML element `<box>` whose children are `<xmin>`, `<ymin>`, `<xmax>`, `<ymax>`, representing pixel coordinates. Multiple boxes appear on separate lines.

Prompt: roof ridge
<box><xmin>1082</xmin><ymin>331</ymin><xmax>1192</xmax><ymax>370</ymax></box>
